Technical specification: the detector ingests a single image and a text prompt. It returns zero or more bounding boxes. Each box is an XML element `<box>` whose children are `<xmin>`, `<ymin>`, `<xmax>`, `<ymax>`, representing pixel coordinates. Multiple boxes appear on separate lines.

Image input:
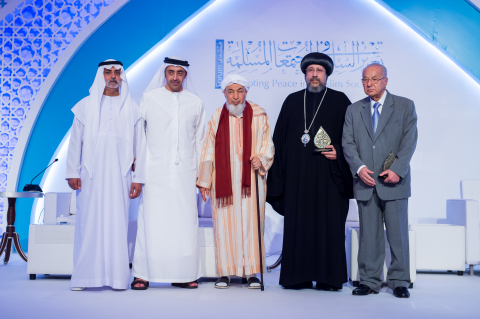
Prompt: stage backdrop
<box><xmin>2</xmin><ymin>0</ymin><xmax>480</xmax><ymax>253</ymax></box>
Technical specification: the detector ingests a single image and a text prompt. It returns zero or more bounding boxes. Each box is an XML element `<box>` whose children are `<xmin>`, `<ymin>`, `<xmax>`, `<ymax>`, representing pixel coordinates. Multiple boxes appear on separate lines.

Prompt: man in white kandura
<box><xmin>197</xmin><ymin>74</ymin><xmax>274</xmax><ymax>289</ymax></box>
<box><xmin>131</xmin><ymin>57</ymin><xmax>206</xmax><ymax>290</ymax></box>
<box><xmin>66</xmin><ymin>59</ymin><xmax>146</xmax><ymax>291</ymax></box>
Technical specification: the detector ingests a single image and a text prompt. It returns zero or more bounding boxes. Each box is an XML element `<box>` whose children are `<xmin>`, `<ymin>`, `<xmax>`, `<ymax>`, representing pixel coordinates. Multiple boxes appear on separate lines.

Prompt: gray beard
<box><xmin>226</xmin><ymin>101</ymin><xmax>246</xmax><ymax>117</ymax></box>
<box><xmin>106</xmin><ymin>79</ymin><xmax>120</xmax><ymax>89</ymax></box>
<box><xmin>307</xmin><ymin>83</ymin><xmax>325</xmax><ymax>93</ymax></box>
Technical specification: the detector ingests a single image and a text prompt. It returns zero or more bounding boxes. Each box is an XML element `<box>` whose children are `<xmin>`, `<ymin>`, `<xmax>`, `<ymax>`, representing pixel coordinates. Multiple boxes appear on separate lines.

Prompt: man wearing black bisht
<box><xmin>266</xmin><ymin>52</ymin><xmax>353</xmax><ymax>290</ymax></box>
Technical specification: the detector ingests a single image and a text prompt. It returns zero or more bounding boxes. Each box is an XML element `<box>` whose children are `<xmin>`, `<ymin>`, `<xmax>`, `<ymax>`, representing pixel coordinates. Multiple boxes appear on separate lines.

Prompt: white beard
<box><xmin>226</xmin><ymin>101</ymin><xmax>246</xmax><ymax>117</ymax></box>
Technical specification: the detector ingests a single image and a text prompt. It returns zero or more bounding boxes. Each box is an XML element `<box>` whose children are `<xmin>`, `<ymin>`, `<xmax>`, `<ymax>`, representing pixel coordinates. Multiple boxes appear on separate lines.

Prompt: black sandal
<box><xmin>215</xmin><ymin>276</ymin><xmax>230</xmax><ymax>289</ymax></box>
<box><xmin>171</xmin><ymin>280</ymin><xmax>198</xmax><ymax>289</ymax></box>
<box><xmin>247</xmin><ymin>277</ymin><xmax>261</xmax><ymax>289</ymax></box>
<box><xmin>131</xmin><ymin>277</ymin><xmax>149</xmax><ymax>290</ymax></box>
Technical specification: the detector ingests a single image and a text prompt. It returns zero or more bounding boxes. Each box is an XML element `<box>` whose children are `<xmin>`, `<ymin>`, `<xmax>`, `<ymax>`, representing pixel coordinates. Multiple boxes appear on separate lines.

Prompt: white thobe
<box><xmin>133</xmin><ymin>87</ymin><xmax>205</xmax><ymax>282</ymax></box>
<box><xmin>66</xmin><ymin>96</ymin><xmax>146</xmax><ymax>289</ymax></box>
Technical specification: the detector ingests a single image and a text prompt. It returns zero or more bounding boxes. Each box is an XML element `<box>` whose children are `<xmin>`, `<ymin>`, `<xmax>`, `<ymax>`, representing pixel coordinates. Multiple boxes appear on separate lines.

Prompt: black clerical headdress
<box><xmin>300</xmin><ymin>52</ymin><xmax>334</xmax><ymax>76</ymax></box>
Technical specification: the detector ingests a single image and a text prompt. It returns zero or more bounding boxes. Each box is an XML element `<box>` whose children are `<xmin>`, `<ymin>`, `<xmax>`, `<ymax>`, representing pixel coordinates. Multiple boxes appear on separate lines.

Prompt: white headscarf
<box><xmin>71</xmin><ymin>59</ymin><xmax>140</xmax><ymax>178</ymax></box>
<box><xmin>143</xmin><ymin>56</ymin><xmax>195</xmax><ymax>94</ymax></box>
<box><xmin>221</xmin><ymin>74</ymin><xmax>250</xmax><ymax>92</ymax></box>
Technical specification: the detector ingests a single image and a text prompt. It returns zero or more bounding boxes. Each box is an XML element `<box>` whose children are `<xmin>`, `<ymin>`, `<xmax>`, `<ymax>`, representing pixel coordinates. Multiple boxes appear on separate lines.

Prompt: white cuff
<box><xmin>356</xmin><ymin>165</ymin><xmax>366</xmax><ymax>175</ymax></box>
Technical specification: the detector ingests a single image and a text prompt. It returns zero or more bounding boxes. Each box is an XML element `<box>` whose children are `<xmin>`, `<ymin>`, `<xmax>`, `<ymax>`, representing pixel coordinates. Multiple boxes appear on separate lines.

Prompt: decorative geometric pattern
<box><xmin>0</xmin><ymin>0</ymin><xmax>115</xmax><ymax>235</ymax></box>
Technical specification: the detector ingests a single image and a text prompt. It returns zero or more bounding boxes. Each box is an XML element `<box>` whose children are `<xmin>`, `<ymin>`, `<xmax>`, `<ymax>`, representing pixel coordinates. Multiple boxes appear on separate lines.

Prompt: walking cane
<box><xmin>254</xmin><ymin>169</ymin><xmax>265</xmax><ymax>291</ymax></box>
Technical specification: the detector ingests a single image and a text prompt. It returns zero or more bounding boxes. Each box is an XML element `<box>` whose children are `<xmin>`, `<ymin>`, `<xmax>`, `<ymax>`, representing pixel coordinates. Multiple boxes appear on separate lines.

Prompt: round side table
<box><xmin>0</xmin><ymin>192</ymin><xmax>44</xmax><ymax>265</ymax></box>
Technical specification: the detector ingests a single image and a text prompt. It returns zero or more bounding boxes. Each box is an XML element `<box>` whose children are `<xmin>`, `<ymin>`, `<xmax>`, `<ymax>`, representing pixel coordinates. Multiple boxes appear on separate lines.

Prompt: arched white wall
<box><xmin>38</xmin><ymin>0</ymin><xmax>480</xmax><ymax>253</ymax></box>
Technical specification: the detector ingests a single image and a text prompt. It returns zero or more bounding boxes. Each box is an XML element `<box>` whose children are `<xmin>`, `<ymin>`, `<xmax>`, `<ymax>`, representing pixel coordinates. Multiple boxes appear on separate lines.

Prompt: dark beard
<box><xmin>307</xmin><ymin>83</ymin><xmax>325</xmax><ymax>93</ymax></box>
<box><xmin>306</xmin><ymin>76</ymin><xmax>326</xmax><ymax>93</ymax></box>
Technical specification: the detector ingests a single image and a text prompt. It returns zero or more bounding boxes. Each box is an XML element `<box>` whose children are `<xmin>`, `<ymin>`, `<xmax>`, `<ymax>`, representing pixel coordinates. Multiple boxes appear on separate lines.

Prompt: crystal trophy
<box><xmin>313</xmin><ymin>126</ymin><xmax>333</xmax><ymax>153</ymax></box>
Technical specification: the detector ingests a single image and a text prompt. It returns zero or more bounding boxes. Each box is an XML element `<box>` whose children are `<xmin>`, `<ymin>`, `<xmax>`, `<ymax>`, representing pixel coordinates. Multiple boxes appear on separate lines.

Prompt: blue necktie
<box><xmin>372</xmin><ymin>102</ymin><xmax>380</xmax><ymax>134</ymax></box>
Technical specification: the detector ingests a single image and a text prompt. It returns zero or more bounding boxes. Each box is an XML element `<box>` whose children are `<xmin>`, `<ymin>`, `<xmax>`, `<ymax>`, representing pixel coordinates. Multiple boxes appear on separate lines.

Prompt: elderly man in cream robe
<box><xmin>197</xmin><ymin>74</ymin><xmax>274</xmax><ymax>289</ymax></box>
<box><xmin>66</xmin><ymin>59</ymin><xmax>146</xmax><ymax>291</ymax></box>
<box><xmin>131</xmin><ymin>57</ymin><xmax>205</xmax><ymax>290</ymax></box>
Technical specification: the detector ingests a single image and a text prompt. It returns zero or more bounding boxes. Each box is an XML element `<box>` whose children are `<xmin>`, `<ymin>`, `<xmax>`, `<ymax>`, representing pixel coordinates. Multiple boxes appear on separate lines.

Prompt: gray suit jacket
<box><xmin>342</xmin><ymin>91</ymin><xmax>417</xmax><ymax>201</ymax></box>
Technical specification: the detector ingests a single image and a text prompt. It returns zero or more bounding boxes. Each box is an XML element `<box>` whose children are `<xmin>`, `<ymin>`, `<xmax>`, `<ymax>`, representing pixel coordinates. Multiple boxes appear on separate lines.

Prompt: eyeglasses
<box><xmin>361</xmin><ymin>77</ymin><xmax>385</xmax><ymax>84</ymax></box>
<box><xmin>306</xmin><ymin>67</ymin><xmax>325</xmax><ymax>74</ymax></box>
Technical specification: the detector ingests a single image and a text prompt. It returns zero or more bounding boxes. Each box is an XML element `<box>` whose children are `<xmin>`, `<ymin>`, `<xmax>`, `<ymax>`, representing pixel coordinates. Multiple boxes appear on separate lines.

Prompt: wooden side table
<box><xmin>0</xmin><ymin>192</ymin><xmax>44</xmax><ymax>264</ymax></box>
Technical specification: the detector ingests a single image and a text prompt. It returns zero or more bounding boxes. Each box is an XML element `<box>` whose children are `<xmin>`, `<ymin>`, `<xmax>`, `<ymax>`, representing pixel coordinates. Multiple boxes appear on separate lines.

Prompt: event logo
<box><xmin>215</xmin><ymin>40</ymin><xmax>224</xmax><ymax>89</ymax></box>
<box><xmin>215</xmin><ymin>40</ymin><xmax>384</xmax><ymax>89</ymax></box>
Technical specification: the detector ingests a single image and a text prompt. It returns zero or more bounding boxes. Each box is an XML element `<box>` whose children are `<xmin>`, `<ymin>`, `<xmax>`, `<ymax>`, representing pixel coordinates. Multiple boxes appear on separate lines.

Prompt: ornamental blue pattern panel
<box><xmin>0</xmin><ymin>0</ymin><xmax>115</xmax><ymax>235</ymax></box>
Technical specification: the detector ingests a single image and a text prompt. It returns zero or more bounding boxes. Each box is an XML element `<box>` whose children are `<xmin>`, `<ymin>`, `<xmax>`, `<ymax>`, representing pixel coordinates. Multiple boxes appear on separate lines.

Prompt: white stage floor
<box><xmin>1</xmin><ymin>253</ymin><xmax>479</xmax><ymax>318</ymax></box>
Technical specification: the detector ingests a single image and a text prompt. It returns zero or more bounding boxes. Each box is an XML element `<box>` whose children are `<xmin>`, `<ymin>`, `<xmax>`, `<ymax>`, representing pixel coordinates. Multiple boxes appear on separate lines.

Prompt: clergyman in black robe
<box><xmin>266</xmin><ymin>52</ymin><xmax>353</xmax><ymax>290</ymax></box>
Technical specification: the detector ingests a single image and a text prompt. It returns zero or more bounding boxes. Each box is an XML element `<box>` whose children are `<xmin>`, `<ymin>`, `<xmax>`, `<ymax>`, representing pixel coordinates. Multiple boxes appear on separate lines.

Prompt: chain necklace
<box><xmin>301</xmin><ymin>87</ymin><xmax>328</xmax><ymax>146</ymax></box>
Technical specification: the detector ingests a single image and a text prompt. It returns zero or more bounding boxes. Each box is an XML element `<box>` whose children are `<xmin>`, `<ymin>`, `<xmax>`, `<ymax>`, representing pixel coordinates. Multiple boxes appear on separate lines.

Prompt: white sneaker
<box><xmin>71</xmin><ymin>287</ymin><xmax>85</xmax><ymax>291</ymax></box>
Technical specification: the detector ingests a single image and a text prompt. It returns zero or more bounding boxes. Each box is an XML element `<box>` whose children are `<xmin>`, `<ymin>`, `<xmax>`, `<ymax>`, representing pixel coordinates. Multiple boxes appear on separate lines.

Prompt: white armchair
<box><xmin>27</xmin><ymin>191</ymin><xmax>138</xmax><ymax>279</ymax></box>
<box><xmin>345</xmin><ymin>199</ymin><xmax>359</xmax><ymax>233</ymax></box>
<box><xmin>27</xmin><ymin>192</ymin><xmax>75</xmax><ymax>279</ymax></box>
<box><xmin>446</xmin><ymin>180</ymin><xmax>480</xmax><ymax>275</ymax></box>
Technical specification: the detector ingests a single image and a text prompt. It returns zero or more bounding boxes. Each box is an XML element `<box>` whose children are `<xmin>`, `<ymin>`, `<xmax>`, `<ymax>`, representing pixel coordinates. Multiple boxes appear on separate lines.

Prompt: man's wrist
<box><xmin>356</xmin><ymin>165</ymin><xmax>366</xmax><ymax>175</ymax></box>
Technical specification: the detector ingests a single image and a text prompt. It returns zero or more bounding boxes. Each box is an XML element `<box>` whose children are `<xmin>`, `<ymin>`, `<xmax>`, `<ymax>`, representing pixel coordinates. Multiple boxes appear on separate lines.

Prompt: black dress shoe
<box><xmin>393</xmin><ymin>287</ymin><xmax>410</xmax><ymax>298</ymax></box>
<box><xmin>282</xmin><ymin>281</ymin><xmax>313</xmax><ymax>289</ymax></box>
<box><xmin>352</xmin><ymin>284</ymin><xmax>378</xmax><ymax>295</ymax></box>
<box><xmin>316</xmin><ymin>282</ymin><xmax>341</xmax><ymax>291</ymax></box>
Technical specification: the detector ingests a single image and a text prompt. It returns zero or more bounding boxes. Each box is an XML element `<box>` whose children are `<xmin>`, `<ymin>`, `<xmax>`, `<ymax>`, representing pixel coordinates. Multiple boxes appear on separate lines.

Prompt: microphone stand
<box><xmin>23</xmin><ymin>159</ymin><xmax>59</xmax><ymax>192</ymax></box>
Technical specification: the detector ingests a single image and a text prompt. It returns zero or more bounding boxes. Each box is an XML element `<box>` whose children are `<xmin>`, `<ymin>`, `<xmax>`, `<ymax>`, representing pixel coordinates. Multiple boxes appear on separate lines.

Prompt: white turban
<box><xmin>221</xmin><ymin>74</ymin><xmax>250</xmax><ymax>92</ymax></box>
<box><xmin>143</xmin><ymin>56</ymin><xmax>195</xmax><ymax>94</ymax></box>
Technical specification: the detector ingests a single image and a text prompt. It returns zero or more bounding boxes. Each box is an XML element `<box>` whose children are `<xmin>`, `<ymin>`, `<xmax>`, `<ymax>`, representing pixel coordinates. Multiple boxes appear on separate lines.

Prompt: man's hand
<box><xmin>199</xmin><ymin>187</ymin><xmax>210</xmax><ymax>202</ymax></box>
<box><xmin>321</xmin><ymin>145</ymin><xmax>337</xmax><ymax>160</ymax></box>
<box><xmin>359</xmin><ymin>167</ymin><xmax>376</xmax><ymax>186</ymax></box>
<box><xmin>250</xmin><ymin>156</ymin><xmax>263</xmax><ymax>171</ymax></box>
<box><xmin>130</xmin><ymin>183</ymin><xmax>142</xmax><ymax>199</ymax></box>
<box><xmin>68</xmin><ymin>178</ymin><xmax>81</xmax><ymax>190</ymax></box>
<box><xmin>379</xmin><ymin>170</ymin><xmax>400</xmax><ymax>184</ymax></box>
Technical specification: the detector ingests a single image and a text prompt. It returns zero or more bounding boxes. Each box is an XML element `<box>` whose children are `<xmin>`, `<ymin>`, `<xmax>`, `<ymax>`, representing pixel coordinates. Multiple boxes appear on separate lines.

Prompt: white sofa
<box><xmin>28</xmin><ymin>191</ymin><xmax>218</xmax><ymax>280</ymax></box>
<box><xmin>27</xmin><ymin>191</ymin><xmax>138</xmax><ymax>279</ymax></box>
<box><xmin>346</xmin><ymin>226</ymin><xmax>416</xmax><ymax>288</ymax></box>
<box><xmin>446</xmin><ymin>179</ymin><xmax>480</xmax><ymax>275</ymax></box>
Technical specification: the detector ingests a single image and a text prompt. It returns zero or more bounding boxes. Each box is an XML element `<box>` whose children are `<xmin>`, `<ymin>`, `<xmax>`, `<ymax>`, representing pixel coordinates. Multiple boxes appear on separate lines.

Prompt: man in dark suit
<box><xmin>342</xmin><ymin>63</ymin><xmax>417</xmax><ymax>298</ymax></box>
